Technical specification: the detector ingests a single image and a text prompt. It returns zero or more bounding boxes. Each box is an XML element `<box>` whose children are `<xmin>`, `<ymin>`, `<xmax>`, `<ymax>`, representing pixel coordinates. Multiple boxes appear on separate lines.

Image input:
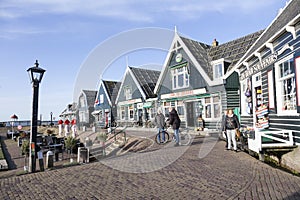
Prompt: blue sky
<box><xmin>0</xmin><ymin>0</ymin><xmax>287</xmax><ymax>121</ymax></box>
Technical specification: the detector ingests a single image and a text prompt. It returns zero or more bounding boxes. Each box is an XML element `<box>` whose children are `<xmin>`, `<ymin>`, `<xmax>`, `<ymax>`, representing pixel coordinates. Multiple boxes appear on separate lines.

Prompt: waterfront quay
<box><xmin>0</xmin><ymin>128</ymin><xmax>300</xmax><ymax>200</ymax></box>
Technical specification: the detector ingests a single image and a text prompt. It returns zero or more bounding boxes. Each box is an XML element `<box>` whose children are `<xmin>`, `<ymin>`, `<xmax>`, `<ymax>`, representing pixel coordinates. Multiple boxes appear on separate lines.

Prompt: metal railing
<box><xmin>248</xmin><ymin>130</ymin><xmax>295</xmax><ymax>153</ymax></box>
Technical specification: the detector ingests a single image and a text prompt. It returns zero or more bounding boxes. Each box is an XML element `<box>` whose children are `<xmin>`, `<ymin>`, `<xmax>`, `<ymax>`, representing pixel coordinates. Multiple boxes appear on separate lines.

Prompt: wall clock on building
<box><xmin>175</xmin><ymin>53</ymin><xmax>183</xmax><ymax>63</ymax></box>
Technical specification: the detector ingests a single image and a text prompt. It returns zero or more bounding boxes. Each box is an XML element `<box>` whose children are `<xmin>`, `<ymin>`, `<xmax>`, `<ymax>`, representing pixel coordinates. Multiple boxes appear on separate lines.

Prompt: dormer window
<box><xmin>213</xmin><ymin>62</ymin><xmax>224</xmax><ymax>79</ymax></box>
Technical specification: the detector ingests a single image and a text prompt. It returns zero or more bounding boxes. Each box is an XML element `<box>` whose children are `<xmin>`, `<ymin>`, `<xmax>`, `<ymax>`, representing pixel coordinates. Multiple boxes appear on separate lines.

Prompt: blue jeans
<box><xmin>157</xmin><ymin>128</ymin><xmax>165</xmax><ymax>142</ymax></box>
<box><xmin>174</xmin><ymin>129</ymin><xmax>179</xmax><ymax>144</ymax></box>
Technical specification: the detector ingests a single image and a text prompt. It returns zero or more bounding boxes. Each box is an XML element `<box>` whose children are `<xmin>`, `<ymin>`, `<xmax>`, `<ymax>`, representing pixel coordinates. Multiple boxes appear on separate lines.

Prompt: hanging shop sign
<box><xmin>161</xmin><ymin>88</ymin><xmax>206</xmax><ymax>99</ymax></box>
<box><xmin>118</xmin><ymin>98</ymin><xmax>142</xmax><ymax>106</ymax></box>
<box><xmin>240</xmin><ymin>53</ymin><xmax>278</xmax><ymax>80</ymax></box>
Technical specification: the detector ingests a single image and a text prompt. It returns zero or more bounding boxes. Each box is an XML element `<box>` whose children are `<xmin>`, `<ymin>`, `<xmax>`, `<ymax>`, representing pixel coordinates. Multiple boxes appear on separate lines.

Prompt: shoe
<box><xmin>234</xmin><ymin>150</ymin><xmax>238</xmax><ymax>152</ymax></box>
<box><xmin>174</xmin><ymin>143</ymin><xmax>179</xmax><ymax>147</ymax></box>
<box><xmin>226</xmin><ymin>149</ymin><xmax>230</xmax><ymax>151</ymax></box>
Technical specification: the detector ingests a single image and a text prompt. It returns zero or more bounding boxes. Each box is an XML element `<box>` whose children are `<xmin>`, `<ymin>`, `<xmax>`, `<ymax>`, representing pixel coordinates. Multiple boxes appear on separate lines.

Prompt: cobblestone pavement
<box><xmin>1</xmin><ymin>130</ymin><xmax>300</xmax><ymax>199</ymax></box>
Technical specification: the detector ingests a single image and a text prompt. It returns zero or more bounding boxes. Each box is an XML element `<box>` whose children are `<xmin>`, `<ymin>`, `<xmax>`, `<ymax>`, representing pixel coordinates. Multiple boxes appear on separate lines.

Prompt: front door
<box><xmin>186</xmin><ymin>102</ymin><xmax>195</xmax><ymax>127</ymax></box>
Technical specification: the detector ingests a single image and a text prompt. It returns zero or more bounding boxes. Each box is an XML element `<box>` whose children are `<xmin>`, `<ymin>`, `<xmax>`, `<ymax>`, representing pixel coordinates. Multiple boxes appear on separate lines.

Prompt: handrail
<box><xmin>112</xmin><ymin>126</ymin><xmax>127</xmax><ymax>142</ymax></box>
<box><xmin>257</xmin><ymin>130</ymin><xmax>294</xmax><ymax>151</ymax></box>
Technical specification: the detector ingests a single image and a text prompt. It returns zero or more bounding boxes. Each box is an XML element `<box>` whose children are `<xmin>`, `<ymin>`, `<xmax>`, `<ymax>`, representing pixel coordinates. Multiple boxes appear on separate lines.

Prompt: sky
<box><xmin>0</xmin><ymin>0</ymin><xmax>289</xmax><ymax>122</ymax></box>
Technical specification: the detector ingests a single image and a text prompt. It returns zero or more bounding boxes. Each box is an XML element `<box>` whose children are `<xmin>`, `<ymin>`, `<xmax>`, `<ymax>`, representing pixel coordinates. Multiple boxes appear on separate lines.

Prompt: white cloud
<box><xmin>0</xmin><ymin>0</ymin><xmax>278</xmax><ymax>21</ymax></box>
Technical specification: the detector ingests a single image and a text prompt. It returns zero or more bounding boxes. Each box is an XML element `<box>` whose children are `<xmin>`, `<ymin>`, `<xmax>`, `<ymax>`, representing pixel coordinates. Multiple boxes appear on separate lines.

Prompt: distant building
<box><xmin>77</xmin><ymin>90</ymin><xmax>97</xmax><ymax>128</ymax></box>
<box><xmin>59</xmin><ymin>102</ymin><xmax>77</xmax><ymax>121</ymax></box>
<box><xmin>93</xmin><ymin>80</ymin><xmax>121</xmax><ymax>128</ymax></box>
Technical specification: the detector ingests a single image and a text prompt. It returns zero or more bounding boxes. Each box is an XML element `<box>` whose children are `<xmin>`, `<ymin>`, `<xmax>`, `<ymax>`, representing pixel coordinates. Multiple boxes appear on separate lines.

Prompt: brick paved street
<box><xmin>1</xmin><ymin>130</ymin><xmax>300</xmax><ymax>199</ymax></box>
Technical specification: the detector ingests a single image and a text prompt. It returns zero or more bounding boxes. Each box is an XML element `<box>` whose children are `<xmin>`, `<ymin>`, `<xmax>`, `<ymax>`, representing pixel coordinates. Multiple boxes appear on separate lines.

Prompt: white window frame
<box><xmin>124</xmin><ymin>86</ymin><xmax>132</xmax><ymax>100</ymax></box>
<box><xmin>275</xmin><ymin>55</ymin><xmax>297</xmax><ymax>115</ymax></box>
<box><xmin>213</xmin><ymin>63</ymin><xmax>224</xmax><ymax>80</ymax></box>
<box><xmin>120</xmin><ymin>106</ymin><xmax>126</xmax><ymax>120</ymax></box>
<box><xmin>204</xmin><ymin>95</ymin><xmax>221</xmax><ymax>120</ymax></box>
<box><xmin>100</xmin><ymin>94</ymin><xmax>104</xmax><ymax>104</ymax></box>
<box><xmin>172</xmin><ymin>65</ymin><xmax>189</xmax><ymax>90</ymax></box>
<box><xmin>80</xmin><ymin>96</ymin><xmax>85</xmax><ymax>107</ymax></box>
<box><xmin>241</xmin><ymin>78</ymin><xmax>252</xmax><ymax>116</ymax></box>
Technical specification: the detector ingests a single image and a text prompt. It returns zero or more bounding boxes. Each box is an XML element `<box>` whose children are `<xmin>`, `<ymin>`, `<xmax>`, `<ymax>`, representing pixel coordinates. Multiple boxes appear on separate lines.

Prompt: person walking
<box><xmin>154</xmin><ymin>108</ymin><xmax>166</xmax><ymax>143</ymax></box>
<box><xmin>169</xmin><ymin>107</ymin><xmax>181</xmax><ymax>146</ymax></box>
<box><xmin>223</xmin><ymin>108</ymin><xmax>240</xmax><ymax>152</ymax></box>
<box><xmin>221</xmin><ymin>110</ymin><xmax>228</xmax><ymax>148</ymax></box>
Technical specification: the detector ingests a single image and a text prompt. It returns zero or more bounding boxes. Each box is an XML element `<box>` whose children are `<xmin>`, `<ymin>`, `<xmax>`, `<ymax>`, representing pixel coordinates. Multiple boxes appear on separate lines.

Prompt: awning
<box><xmin>143</xmin><ymin>102</ymin><xmax>153</xmax><ymax>108</ymax></box>
<box><xmin>91</xmin><ymin>110</ymin><xmax>101</xmax><ymax>115</ymax></box>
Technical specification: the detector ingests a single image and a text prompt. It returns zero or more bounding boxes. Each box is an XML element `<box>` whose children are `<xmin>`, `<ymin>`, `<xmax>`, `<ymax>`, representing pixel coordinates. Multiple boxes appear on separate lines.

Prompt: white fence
<box><xmin>248</xmin><ymin>129</ymin><xmax>294</xmax><ymax>153</ymax></box>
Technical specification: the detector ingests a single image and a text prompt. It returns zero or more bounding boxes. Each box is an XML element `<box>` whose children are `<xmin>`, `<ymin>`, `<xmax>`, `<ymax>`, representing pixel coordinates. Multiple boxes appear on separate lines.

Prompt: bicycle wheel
<box><xmin>179</xmin><ymin>129</ymin><xmax>192</xmax><ymax>146</ymax></box>
<box><xmin>155</xmin><ymin>131</ymin><xmax>170</xmax><ymax>144</ymax></box>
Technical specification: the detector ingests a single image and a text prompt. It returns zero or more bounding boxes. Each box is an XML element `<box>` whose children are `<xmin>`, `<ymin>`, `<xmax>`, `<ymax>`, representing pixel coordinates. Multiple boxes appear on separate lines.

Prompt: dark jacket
<box><xmin>169</xmin><ymin>108</ymin><xmax>181</xmax><ymax>129</ymax></box>
<box><xmin>223</xmin><ymin>114</ymin><xmax>240</xmax><ymax>131</ymax></box>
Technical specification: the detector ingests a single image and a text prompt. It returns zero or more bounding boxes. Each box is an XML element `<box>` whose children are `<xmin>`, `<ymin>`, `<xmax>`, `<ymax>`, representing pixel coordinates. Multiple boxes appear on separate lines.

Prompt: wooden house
<box><xmin>77</xmin><ymin>90</ymin><xmax>97</xmax><ymax>128</ymax></box>
<box><xmin>154</xmin><ymin>29</ymin><xmax>262</xmax><ymax>129</ymax></box>
<box><xmin>93</xmin><ymin>80</ymin><xmax>121</xmax><ymax>128</ymax></box>
<box><xmin>231</xmin><ymin>0</ymin><xmax>300</xmax><ymax>153</ymax></box>
<box><xmin>115</xmin><ymin>66</ymin><xmax>160</xmax><ymax>127</ymax></box>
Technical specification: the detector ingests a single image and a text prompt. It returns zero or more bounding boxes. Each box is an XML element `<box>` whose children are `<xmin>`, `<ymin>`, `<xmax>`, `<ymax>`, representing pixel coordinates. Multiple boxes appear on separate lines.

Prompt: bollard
<box><xmin>77</xmin><ymin>147</ymin><xmax>89</xmax><ymax>163</ymax></box>
<box><xmin>38</xmin><ymin>150</ymin><xmax>44</xmax><ymax>171</ymax></box>
<box><xmin>46</xmin><ymin>151</ymin><xmax>54</xmax><ymax>168</ymax></box>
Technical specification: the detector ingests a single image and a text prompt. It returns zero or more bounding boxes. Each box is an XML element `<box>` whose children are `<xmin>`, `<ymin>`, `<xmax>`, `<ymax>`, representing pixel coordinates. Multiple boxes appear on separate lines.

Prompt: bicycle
<box><xmin>155</xmin><ymin>129</ymin><xmax>170</xmax><ymax>144</ymax></box>
<box><xmin>178</xmin><ymin>128</ymin><xmax>192</xmax><ymax>146</ymax></box>
<box><xmin>155</xmin><ymin>127</ymin><xmax>192</xmax><ymax>146</ymax></box>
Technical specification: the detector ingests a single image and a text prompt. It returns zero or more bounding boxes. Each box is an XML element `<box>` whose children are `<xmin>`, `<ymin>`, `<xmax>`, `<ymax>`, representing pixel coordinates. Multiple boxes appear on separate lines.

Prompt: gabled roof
<box><xmin>129</xmin><ymin>66</ymin><xmax>161</xmax><ymax>98</ymax></box>
<box><xmin>81</xmin><ymin>90</ymin><xmax>97</xmax><ymax>107</ymax></box>
<box><xmin>238</xmin><ymin>0</ymin><xmax>300</xmax><ymax>65</ymax></box>
<box><xmin>103</xmin><ymin>80</ymin><xmax>121</xmax><ymax>100</ymax></box>
<box><xmin>180</xmin><ymin>37</ymin><xmax>211</xmax><ymax>78</ymax></box>
<box><xmin>181</xmin><ymin>30</ymin><xmax>263</xmax><ymax>79</ymax></box>
<box><xmin>208</xmin><ymin>30</ymin><xmax>263</xmax><ymax>72</ymax></box>
<box><xmin>100</xmin><ymin>80</ymin><xmax>121</xmax><ymax>106</ymax></box>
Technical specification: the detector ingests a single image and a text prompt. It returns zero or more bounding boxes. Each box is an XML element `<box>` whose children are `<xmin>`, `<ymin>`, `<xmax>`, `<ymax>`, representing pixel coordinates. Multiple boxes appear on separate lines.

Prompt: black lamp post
<box><xmin>27</xmin><ymin>60</ymin><xmax>46</xmax><ymax>173</ymax></box>
<box><xmin>50</xmin><ymin>112</ymin><xmax>53</xmax><ymax>127</ymax></box>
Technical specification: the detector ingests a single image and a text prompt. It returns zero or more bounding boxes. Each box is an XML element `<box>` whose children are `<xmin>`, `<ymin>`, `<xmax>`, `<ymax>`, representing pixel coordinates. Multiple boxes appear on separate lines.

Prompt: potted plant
<box><xmin>64</xmin><ymin>136</ymin><xmax>77</xmax><ymax>162</ymax></box>
<box><xmin>97</xmin><ymin>131</ymin><xmax>107</xmax><ymax>156</ymax></box>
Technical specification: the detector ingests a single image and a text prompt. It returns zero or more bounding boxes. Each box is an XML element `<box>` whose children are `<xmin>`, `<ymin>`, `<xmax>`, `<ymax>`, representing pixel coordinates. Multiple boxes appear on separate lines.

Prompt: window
<box><xmin>205</xmin><ymin>98</ymin><xmax>211</xmax><ymax>118</ymax></box>
<box><xmin>80</xmin><ymin>96</ymin><xmax>85</xmax><ymax>107</ymax></box>
<box><xmin>213</xmin><ymin>96</ymin><xmax>221</xmax><ymax>118</ymax></box>
<box><xmin>124</xmin><ymin>86</ymin><xmax>132</xmax><ymax>100</ymax></box>
<box><xmin>177</xmin><ymin>101</ymin><xmax>184</xmax><ymax>116</ymax></box>
<box><xmin>214</xmin><ymin>63</ymin><xmax>223</xmax><ymax>79</ymax></box>
<box><xmin>172</xmin><ymin>65</ymin><xmax>189</xmax><ymax>90</ymax></box>
<box><xmin>128</xmin><ymin>105</ymin><xmax>134</xmax><ymax>120</ymax></box>
<box><xmin>276</xmin><ymin>57</ymin><xmax>296</xmax><ymax>113</ymax></box>
<box><xmin>100</xmin><ymin>94</ymin><xmax>104</xmax><ymax>104</ymax></box>
<box><xmin>204</xmin><ymin>96</ymin><xmax>221</xmax><ymax>119</ymax></box>
<box><xmin>241</xmin><ymin>78</ymin><xmax>252</xmax><ymax>115</ymax></box>
<box><xmin>120</xmin><ymin>106</ymin><xmax>125</xmax><ymax>120</ymax></box>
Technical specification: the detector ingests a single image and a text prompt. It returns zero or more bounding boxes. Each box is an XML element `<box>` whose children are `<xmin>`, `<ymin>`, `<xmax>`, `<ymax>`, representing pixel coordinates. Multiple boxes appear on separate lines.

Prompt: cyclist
<box><xmin>154</xmin><ymin>108</ymin><xmax>166</xmax><ymax>143</ymax></box>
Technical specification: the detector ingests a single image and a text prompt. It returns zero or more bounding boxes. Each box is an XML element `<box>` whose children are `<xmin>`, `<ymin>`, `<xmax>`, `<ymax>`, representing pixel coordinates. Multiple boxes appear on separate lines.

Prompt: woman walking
<box><xmin>223</xmin><ymin>108</ymin><xmax>240</xmax><ymax>152</ymax></box>
<box><xmin>169</xmin><ymin>107</ymin><xmax>181</xmax><ymax>146</ymax></box>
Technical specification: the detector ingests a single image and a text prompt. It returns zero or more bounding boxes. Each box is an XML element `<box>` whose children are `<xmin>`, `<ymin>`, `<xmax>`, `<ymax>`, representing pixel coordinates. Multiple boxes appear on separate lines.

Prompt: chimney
<box><xmin>212</xmin><ymin>38</ymin><xmax>219</xmax><ymax>47</ymax></box>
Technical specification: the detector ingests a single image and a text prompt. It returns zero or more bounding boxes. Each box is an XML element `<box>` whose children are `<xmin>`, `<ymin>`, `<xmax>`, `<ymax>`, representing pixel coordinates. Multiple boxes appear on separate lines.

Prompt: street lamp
<box><xmin>50</xmin><ymin>112</ymin><xmax>53</xmax><ymax>127</ymax></box>
<box><xmin>27</xmin><ymin>60</ymin><xmax>46</xmax><ymax>173</ymax></box>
